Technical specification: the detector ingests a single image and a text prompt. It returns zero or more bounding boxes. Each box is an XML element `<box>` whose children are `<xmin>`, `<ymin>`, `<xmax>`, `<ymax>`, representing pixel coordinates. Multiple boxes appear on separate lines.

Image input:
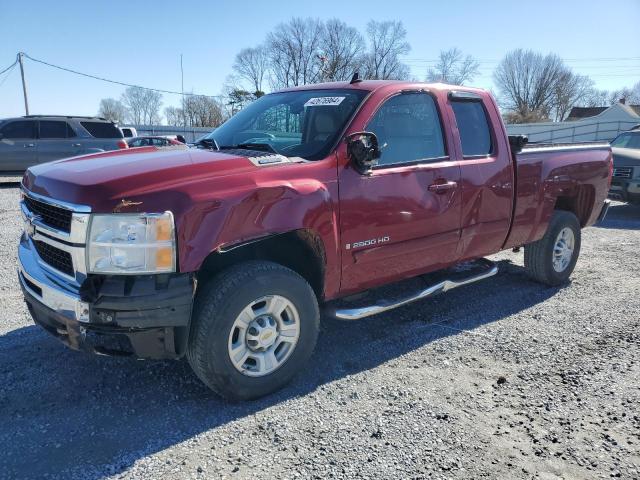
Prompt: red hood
<box><xmin>22</xmin><ymin>147</ymin><xmax>258</xmax><ymax>211</ymax></box>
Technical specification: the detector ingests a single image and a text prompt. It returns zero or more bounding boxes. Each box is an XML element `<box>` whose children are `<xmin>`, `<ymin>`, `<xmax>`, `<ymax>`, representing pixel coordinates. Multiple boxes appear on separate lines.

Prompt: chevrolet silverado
<box><xmin>18</xmin><ymin>80</ymin><xmax>612</xmax><ymax>399</ymax></box>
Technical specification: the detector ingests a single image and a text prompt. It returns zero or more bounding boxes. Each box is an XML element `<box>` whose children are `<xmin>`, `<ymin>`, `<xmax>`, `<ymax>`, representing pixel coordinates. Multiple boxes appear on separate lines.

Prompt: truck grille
<box><xmin>23</xmin><ymin>196</ymin><xmax>72</xmax><ymax>233</ymax></box>
<box><xmin>613</xmin><ymin>167</ymin><xmax>633</xmax><ymax>179</ymax></box>
<box><xmin>33</xmin><ymin>240</ymin><xmax>74</xmax><ymax>276</ymax></box>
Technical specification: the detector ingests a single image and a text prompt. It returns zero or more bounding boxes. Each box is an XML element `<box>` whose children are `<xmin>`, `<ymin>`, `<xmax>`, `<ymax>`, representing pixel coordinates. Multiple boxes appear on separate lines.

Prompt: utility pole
<box><xmin>18</xmin><ymin>52</ymin><xmax>29</xmax><ymax>115</ymax></box>
<box><xmin>180</xmin><ymin>54</ymin><xmax>186</xmax><ymax>136</ymax></box>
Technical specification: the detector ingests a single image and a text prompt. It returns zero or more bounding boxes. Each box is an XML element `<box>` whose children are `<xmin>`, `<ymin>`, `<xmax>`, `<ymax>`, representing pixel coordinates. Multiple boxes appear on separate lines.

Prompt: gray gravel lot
<box><xmin>0</xmin><ymin>184</ymin><xmax>638</xmax><ymax>480</ymax></box>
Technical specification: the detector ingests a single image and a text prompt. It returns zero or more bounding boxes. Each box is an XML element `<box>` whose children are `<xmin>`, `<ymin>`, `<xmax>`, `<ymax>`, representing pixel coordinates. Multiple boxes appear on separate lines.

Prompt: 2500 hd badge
<box><xmin>346</xmin><ymin>236</ymin><xmax>390</xmax><ymax>250</ymax></box>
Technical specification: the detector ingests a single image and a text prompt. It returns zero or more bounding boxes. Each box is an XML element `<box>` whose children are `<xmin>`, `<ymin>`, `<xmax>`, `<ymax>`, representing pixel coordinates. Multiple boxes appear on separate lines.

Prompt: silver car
<box><xmin>0</xmin><ymin>115</ymin><xmax>128</xmax><ymax>173</ymax></box>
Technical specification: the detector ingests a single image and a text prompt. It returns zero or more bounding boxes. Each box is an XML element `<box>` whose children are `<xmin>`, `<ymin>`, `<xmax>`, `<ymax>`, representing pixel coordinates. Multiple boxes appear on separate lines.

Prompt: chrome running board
<box><xmin>326</xmin><ymin>258</ymin><xmax>498</xmax><ymax>320</ymax></box>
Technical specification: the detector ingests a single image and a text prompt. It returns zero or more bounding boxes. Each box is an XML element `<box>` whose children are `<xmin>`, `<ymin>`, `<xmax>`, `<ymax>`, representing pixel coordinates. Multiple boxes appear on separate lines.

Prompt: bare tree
<box><xmin>493</xmin><ymin>49</ymin><xmax>566</xmax><ymax>123</ymax></box>
<box><xmin>164</xmin><ymin>106</ymin><xmax>185</xmax><ymax>126</ymax></box>
<box><xmin>550</xmin><ymin>71</ymin><xmax>594</xmax><ymax>121</ymax></box>
<box><xmin>581</xmin><ymin>82</ymin><xmax>640</xmax><ymax>107</ymax></box>
<box><xmin>362</xmin><ymin>20</ymin><xmax>411</xmax><ymax>80</ymax></box>
<box><xmin>181</xmin><ymin>95</ymin><xmax>224</xmax><ymax>127</ymax></box>
<box><xmin>121</xmin><ymin>87</ymin><xmax>163</xmax><ymax>125</ymax></box>
<box><xmin>121</xmin><ymin>87</ymin><xmax>145</xmax><ymax>124</ymax></box>
<box><xmin>233</xmin><ymin>46</ymin><xmax>269</xmax><ymax>96</ymax></box>
<box><xmin>426</xmin><ymin>48</ymin><xmax>479</xmax><ymax>85</ymax></box>
<box><xmin>605</xmin><ymin>81</ymin><xmax>640</xmax><ymax>105</ymax></box>
<box><xmin>626</xmin><ymin>81</ymin><xmax>640</xmax><ymax>104</ymax></box>
<box><xmin>581</xmin><ymin>88</ymin><xmax>612</xmax><ymax>107</ymax></box>
<box><xmin>145</xmin><ymin>91</ymin><xmax>163</xmax><ymax>125</ymax></box>
<box><xmin>97</xmin><ymin>98</ymin><xmax>128</xmax><ymax>124</ymax></box>
<box><xmin>318</xmin><ymin>19</ymin><xmax>365</xmax><ymax>81</ymax></box>
<box><xmin>266</xmin><ymin>17</ymin><xmax>325</xmax><ymax>88</ymax></box>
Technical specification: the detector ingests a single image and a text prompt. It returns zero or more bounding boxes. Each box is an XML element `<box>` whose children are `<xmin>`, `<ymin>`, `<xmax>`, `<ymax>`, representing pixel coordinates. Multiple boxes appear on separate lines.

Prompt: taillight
<box><xmin>117</xmin><ymin>140</ymin><xmax>128</xmax><ymax>149</ymax></box>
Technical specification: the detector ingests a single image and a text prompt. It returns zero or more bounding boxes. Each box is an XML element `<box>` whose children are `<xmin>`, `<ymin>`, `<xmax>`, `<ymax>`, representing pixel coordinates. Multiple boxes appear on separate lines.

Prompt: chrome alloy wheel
<box><xmin>227</xmin><ymin>295</ymin><xmax>301</xmax><ymax>377</ymax></box>
<box><xmin>552</xmin><ymin>227</ymin><xmax>575</xmax><ymax>272</ymax></box>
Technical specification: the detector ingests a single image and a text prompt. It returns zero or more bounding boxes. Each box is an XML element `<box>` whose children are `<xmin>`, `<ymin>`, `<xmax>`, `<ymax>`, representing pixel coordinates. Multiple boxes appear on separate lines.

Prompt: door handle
<box><xmin>23</xmin><ymin>143</ymin><xmax>35</xmax><ymax>148</ymax></box>
<box><xmin>427</xmin><ymin>181</ymin><xmax>457</xmax><ymax>194</ymax></box>
<box><xmin>72</xmin><ymin>143</ymin><xmax>82</xmax><ymax>147</ymax></box>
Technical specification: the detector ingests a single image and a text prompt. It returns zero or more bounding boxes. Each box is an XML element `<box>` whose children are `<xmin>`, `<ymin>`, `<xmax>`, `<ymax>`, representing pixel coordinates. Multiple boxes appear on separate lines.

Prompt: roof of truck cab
<box><xmin>274</xmin><ymin>80</ymin><xmax>488</xmax><ymax>95</ymax></box>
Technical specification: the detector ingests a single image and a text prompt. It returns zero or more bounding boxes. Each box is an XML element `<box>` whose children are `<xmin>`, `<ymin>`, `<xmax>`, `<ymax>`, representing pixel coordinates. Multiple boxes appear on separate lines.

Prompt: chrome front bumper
<box><xmin>18</xmin><ymin>234</ymin><xmax>90</xmax><ymax>323</ymax></box>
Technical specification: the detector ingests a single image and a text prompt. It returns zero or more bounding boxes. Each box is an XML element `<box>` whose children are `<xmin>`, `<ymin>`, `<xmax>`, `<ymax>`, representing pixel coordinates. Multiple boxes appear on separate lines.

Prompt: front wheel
<box><xmin>187</xmin><ymin>261</ymin><xmax>319</xmax><ymax>400</ymax></box>
<box><xmin>524</xmin><ymin>210</ymin><xmax>581</xmax><ymax>286</ymax></box>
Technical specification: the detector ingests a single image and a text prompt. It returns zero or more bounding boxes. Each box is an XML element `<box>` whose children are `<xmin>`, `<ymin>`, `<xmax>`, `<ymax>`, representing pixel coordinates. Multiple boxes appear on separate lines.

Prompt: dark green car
<box><xmin>610</xmin><ymin>127</ymin><xmax>640</xmax><ymax>204</ymax></box>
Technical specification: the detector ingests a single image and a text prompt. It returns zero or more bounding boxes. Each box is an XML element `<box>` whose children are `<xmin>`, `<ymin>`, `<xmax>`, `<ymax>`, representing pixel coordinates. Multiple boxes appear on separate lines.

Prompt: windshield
<box><xmin>203</xmin><ymin>89</ymin><xmax>368</xmax><ymax>160</ymax></box>
<box><xmin>611</xmin><ymin>132</ymin><xmax>640</xmax><ymax>149</ymax></box>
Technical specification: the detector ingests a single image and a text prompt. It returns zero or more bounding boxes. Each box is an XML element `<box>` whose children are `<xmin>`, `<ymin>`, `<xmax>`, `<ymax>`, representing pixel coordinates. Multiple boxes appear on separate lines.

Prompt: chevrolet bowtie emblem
<box><xmin>24</xmin><ymin>214</ymin><xmax>41</xmax><ymax>237</ymax></box>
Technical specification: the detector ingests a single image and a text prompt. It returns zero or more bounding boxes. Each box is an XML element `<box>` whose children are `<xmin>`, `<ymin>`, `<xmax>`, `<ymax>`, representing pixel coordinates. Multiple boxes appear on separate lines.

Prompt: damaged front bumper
<box><xmin>18</xmin><ymin>233</ymin><xmax>194</xmax><ymax>359</ymax></box>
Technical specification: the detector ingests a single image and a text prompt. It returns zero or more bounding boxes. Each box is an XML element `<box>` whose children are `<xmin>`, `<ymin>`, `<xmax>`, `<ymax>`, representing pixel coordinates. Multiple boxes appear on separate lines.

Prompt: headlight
<box><xmin>87</xmin><ymin>212</ymin><xmax>176</xmax><ymax>274</ymax></box>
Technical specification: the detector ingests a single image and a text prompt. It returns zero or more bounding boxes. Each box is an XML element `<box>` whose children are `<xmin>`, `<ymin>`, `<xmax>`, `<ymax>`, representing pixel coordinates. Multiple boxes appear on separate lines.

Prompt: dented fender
<box><xmin>176</xmin><ymin>161</ymin><xmax>342</xmax><ymax>298</ymax></box>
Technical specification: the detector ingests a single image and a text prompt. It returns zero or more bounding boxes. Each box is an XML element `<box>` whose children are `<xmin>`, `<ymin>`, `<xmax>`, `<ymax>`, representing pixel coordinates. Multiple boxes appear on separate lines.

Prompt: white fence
<box><xmin>123</xmin><ymin>124</ymin><xmax>212</xmax><ymax>143</ymax></box>
<box><xmin>506</xmin><ymin>120</ymin><xmax>639</xmax><ymax>144</ymax></box>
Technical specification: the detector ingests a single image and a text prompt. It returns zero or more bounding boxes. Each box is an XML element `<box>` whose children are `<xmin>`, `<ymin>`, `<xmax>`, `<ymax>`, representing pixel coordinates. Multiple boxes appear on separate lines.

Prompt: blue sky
<box><xmin>0</xmin><ymin>0</ymin><xmax>638</xmax><ymax>119</ymax></box>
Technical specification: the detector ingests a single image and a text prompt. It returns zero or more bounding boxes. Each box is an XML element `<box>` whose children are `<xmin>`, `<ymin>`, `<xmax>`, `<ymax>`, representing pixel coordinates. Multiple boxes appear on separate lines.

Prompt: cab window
<box><xmin>367</xmin><ymin>93</ymin><xmax>446</xmax><ymax>166</ymax></box>
<box><xmin>451</xmin><ymin>100</ymin><xmax>493</xmax><ymax>156</ymax></box>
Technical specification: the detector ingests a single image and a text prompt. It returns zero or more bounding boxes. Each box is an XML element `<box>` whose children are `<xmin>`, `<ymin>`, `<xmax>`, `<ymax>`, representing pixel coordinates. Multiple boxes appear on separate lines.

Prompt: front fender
<box><xmin>177</xmin><ymin>176</ymin><xmax>341</xmax><ymax>298</ymax></box>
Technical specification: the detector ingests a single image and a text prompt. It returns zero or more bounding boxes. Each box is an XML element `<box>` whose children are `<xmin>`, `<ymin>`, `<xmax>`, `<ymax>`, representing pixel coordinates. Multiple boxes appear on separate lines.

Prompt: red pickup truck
<box><xmin>18</xmin><ymin>80</ymin><xmax>611</xmax><ymax>400</ymax></box>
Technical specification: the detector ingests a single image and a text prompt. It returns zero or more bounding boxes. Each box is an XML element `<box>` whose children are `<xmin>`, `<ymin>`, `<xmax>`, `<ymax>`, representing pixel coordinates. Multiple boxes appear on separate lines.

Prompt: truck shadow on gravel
<box><xmin>0</xmin><ymin>259</ymin><xmax>561</xmax><ymax>479</ymax></box>
<box><xmin>596</xmin><ymin>202</ymin><xmax>640</xmax><ymax>230</ymax></box>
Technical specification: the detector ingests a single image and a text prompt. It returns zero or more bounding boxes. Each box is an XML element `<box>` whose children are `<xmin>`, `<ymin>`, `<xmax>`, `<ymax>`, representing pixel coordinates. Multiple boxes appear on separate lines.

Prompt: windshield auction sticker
<box><xmin>304</xmin><ymin>96</ymin><xmax>345</xmax><ymax>107</ymax></box>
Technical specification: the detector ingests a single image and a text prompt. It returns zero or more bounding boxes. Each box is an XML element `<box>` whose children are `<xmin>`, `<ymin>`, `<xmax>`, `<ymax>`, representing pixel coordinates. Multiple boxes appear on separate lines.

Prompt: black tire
<box><xmin>187</xmin><ymin>261</ymin><xmax>319</xmax><ymax>400</ymax></box>
<box><xmin>524</xmin><ymin>210</ymin><xmax>581</xmax><ymax>286</ymax></box>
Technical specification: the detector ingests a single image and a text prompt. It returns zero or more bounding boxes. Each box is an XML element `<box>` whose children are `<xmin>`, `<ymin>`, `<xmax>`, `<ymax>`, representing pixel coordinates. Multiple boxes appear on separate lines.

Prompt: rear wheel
<box><xmin>524</xmin><ymin>210</ymin><xmax>581</xmax><ymax>286</ymax></box>
<box><xmin>187</xmin><ymin>261</ymin><xmax>319</xmax><ymax>400</ymax></box>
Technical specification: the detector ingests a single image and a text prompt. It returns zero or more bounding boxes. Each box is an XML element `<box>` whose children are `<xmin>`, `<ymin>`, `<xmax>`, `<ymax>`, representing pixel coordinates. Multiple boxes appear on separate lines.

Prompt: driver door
<box><xmin>338</xmin><ymin>92</ymin><xmax>462</xmax><ymax>294</ymax></box>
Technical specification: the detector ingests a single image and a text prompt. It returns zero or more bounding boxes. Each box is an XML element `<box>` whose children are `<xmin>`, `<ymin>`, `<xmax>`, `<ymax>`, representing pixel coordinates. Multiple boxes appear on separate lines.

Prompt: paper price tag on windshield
<box><xmin>304</xmin><ymin>96</ymin><xmax>345</xmax><ymax>107</ymax></box>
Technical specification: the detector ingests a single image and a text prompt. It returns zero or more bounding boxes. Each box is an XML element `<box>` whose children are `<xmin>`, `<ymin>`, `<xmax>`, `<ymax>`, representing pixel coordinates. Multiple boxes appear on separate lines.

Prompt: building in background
<box><xmin>506</xmin><ymin>100</ymin><xmax>640</xmax><ymax>144</ymax></box>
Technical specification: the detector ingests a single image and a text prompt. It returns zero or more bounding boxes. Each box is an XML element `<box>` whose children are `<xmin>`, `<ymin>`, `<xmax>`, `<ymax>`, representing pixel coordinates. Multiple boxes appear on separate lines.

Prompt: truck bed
<box><xmin>503</xmin><ymin>142</ymin><xmax>612</xmax><ymax>249</ymax></box>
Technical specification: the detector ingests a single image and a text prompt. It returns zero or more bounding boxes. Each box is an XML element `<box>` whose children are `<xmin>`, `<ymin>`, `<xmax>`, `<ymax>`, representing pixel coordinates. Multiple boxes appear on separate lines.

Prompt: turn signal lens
<box><xmin>155</xmin><ymin>247</ymin><xmax>174</xmax><ymax>270</ymax></box>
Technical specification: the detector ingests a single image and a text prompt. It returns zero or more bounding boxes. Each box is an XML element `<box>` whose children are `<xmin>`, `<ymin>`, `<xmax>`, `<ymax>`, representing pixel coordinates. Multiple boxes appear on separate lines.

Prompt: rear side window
<box><xmin>39</xmin><ymin>121</ymin><xmax>76</xmax><ymax>139</ymax></box>
<box><xmin>451</xmin><ymin>101</ymin><xmax>492</xmax><ymax>156</ymax></box>
<box><xmin>1</xmin><ymin>120</ymin><xmax>36</xmax><ymax>139</ymax></box>
<box><xmin>80</xmin><ymin>121</ymin><xmax>124</xmax><ymax>139</ymax></box>
<box><xmin>367</xmin><ymin>93</ymin><xmax>446</xmax><ymax>166</ymax></box>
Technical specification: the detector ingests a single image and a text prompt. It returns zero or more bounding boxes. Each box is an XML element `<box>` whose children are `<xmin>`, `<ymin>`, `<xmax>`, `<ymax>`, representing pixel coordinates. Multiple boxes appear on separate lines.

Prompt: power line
<box><xmin>403</xmin><ymin>56</ymin><xmax>640</xmax><ymax>64</ymax></box>
<box><xmin>0</xmin><ymin>62</ymin><xmax>17</xmax><ymax>87</ymax></box>
<box><xmin>20</xmin><ymin>52</ymin><xmax>224</xmax><ymax>98</ymax></box>
<box><xmin>0</xmin><ymin>57</ymin><xmax>18</xmax><ymax>76</ymax></box>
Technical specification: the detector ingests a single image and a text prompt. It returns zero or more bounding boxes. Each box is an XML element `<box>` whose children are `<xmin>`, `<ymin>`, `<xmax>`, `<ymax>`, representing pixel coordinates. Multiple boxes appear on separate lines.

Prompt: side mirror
<box><xmin>346</xmin><ymin>131</ymin><xmax>380</xmax><ymax>174</ymax></box>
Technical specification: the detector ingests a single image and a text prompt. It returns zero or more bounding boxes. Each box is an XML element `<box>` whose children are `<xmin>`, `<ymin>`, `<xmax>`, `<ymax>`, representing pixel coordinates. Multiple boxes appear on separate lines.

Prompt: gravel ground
<box><xmin>0</xmin><ymin>184</ymin><xmax>638</xmax><ymax>480</ymax></box>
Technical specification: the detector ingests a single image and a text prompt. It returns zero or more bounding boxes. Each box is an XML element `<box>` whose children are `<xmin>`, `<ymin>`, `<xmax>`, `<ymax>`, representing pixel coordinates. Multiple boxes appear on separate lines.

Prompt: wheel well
<box><xmin>198</xmin><ymin>229</ymin><xmax>326</xmax><ymax>300</ymax></box>
<box><xmin>554</xmin><ymin>185</ymin><xmax>595</xmax><ymax>227</ymax></box>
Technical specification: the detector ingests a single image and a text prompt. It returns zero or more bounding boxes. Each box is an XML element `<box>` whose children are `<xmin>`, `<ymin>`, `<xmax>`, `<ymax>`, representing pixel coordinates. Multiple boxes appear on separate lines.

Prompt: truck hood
<box><xmin>22</xmin><ymin>147</ymin><xmax>262</xmax><ymax>211</ymax></box>
<box><xmin>612</xmin><ymin>147</ymin><xmax>640</xmax><ymax>167</ymax></box>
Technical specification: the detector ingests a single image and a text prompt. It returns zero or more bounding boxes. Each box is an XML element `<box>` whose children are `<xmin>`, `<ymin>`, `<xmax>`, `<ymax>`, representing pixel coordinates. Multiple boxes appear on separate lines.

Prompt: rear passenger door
<box><xmin>37</xmin><ymin>120</ymin><xmax>81</xmax><ymax>164</ymax></box>
<box><xmin>449</xmin><ymin>92</ymin><xmax>513</xmax><ymax>259</ymax></box>
<box><xmin>0</xmin><ymin>120</ymin><xmax>37</xmax><ymax>171</ymax></box>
